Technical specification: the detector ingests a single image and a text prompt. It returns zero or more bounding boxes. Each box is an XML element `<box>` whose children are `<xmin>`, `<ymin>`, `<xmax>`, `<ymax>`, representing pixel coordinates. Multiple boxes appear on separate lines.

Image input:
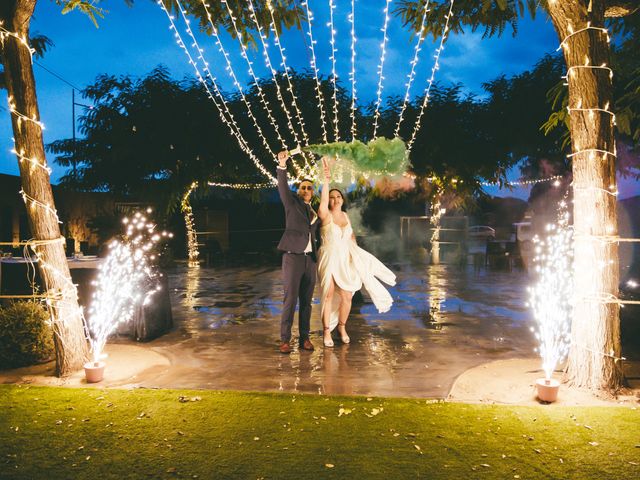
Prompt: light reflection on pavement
<box><xmin>132</xmin><ymin>259</ymin><xmax>537</xmax><ymax>399</ymax></box>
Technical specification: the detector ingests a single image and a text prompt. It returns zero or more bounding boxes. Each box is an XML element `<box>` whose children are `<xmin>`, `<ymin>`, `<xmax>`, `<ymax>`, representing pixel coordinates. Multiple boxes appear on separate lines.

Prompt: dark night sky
<box><xmin>1</xmin><ymin>1</ymin><xmax>636</xmax><ymax>198</ymax></box>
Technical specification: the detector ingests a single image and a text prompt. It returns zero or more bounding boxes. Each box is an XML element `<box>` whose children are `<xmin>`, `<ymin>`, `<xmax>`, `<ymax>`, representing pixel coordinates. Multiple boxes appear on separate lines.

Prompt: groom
<box><xmin>276</xmin><ymin>150</ymin><xmax>319</xmax><ymax>354</ymax></box>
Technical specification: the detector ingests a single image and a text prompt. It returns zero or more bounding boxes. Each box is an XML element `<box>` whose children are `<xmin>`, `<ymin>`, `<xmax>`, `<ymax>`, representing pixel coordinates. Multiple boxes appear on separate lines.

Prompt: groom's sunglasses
<box><xmin>299</xmin><ymin>185</ymin><xmax>314</xmax><ymax>191</ymax></box>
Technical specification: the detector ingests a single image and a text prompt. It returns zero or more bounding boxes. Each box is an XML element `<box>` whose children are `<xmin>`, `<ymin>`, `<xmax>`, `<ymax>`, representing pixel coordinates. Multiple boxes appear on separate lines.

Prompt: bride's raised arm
<box><xmin>317</xmin><ymin>156</ymin><xmax>332</xmax><ymax>224</ymax></box>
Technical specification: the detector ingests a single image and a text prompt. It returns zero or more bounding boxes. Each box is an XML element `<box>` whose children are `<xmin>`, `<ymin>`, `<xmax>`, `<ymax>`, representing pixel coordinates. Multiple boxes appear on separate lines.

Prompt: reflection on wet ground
<box><xmin>137</xmin><ymin>257</ymin><xmax>539</xmax><ymax>399</ymax></box>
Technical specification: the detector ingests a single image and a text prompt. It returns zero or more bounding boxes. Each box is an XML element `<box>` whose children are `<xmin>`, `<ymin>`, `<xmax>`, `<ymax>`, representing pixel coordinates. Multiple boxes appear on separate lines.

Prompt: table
<box><xmin>0</xmin><ymin>256</ymin><xmax>172</xmax><ymax>341</ymax></box>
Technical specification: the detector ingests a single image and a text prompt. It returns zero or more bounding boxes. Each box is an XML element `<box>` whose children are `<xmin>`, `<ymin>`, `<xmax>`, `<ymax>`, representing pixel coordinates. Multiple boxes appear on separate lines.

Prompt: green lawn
<box><xmin>0</xmin><ymin>385</ymin><xmax>638</xmax><ymax>479</ymax></box>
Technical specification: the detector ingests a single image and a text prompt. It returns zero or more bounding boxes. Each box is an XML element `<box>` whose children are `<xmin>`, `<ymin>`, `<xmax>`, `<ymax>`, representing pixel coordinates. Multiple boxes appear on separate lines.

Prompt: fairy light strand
<box><xmin>371</xmin><ymin>0</ymin><xmax>393</xmax><ymax>139</ymax></box>
<box><xmin>12</xmin><ymin>145</ymin><xmax>52</xmax><ymax>175</ymax></box>
<box><xmin>557</xmin><ymin>23</ymin><xmax>610</xmax><ymax>53</ymax></box>
<box><xmin>327</xmin><ymin>0</ymin><xmax>340</xmax><ymax>141</ymax></box>
<box><xmin>406</xmin><ymin>0</ymin><xmax>455</xmax><ymax>154</ymax></box>
<box><xmin>349</xmin><ymin>0</ymin><xmax>358</xmax><ymax>141</ymax></box>
<box><xmin>0</xmin><ymin>23</ymin><xmax>36</xmax><ymax>59</ymax></box>
<box><xmin>246</xmin><ymin>0</ymin><xmax>307</xmax><ymax>176</ymax></box>
<box><xmin>187</xmin><ymin>0</ymin><xmax>278</xmax><ymax>161</ymax></box>
<box><xmin>266</xmin><ymin>0</ymin><xmax>312</xmax><ymax>154</ymax></box>
<box><xmin>481</xmin><ymin>174</ymin><xmax>563</xmax><ymax>187</ymax></box>
<box><xmin>218</xmin><ymin>0</ymin><xmax>290</xmax><ymax>153</ymax></box>
<box><xmin>207</xmin><ymin>180</ymin><xmax>276</xmax><ymax>189</ymax></box>
<box><xmin>181</xmin><ymin>181</ymin><xmax>200</xmax><ymax>264</ymax></box>
<box><xmin>301</xmin><ymin>0</ymin><xmax>329</xmax><ymax>144</ymax></box>
<box><xmin>394</xmin><ymin>0</ymin><xmax>431</xmax><ymax>137</ymax></box>
<box><xmin>8</xmin><ymin>95</ymin><xmax>45</xmax><ymax>131</ymax></box>
<box><xmin>157</xmin><ymin>0</ymin><xmax>276</xmax><ymax>183</ymax></box>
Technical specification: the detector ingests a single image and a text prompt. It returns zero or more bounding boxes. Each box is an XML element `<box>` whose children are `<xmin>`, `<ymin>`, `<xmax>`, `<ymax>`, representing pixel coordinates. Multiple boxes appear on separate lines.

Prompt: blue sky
<box><xmin>1</xmin><ymin>0</ymin><xmax>635</xmax><ymax>199</ymax></box>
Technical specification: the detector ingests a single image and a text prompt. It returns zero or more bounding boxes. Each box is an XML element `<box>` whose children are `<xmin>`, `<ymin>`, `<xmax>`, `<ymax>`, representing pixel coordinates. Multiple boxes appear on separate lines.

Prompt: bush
<box><xmin>0</xmin><ymin>301</ymin><xmax>54</xmax><ymax>368</ymax></box>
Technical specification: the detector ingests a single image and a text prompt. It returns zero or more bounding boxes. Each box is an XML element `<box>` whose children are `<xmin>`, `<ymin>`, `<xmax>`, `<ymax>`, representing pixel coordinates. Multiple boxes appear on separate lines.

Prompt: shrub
<box><xmin>0</xmin><ymin>301</ymin><xmax>54</xmax><ymax>368</ymax></box>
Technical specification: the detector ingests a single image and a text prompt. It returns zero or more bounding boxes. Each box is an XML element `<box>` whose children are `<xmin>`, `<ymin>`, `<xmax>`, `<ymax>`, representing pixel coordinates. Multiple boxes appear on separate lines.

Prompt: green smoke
<box><xmin>303</xmin><ymin>137</ymin><xmax>410</xmax><ymax>176</ymax></box>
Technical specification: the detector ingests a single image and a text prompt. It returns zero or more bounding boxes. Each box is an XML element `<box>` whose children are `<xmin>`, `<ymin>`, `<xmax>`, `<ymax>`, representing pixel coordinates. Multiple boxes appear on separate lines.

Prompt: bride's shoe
<box><xmin>323</xmin><ymin>327</ymin><xmax>334</xmax><ymax>347</ymax></box>
<box><xmin>337</xmin><ymin>322</ymin><xmax>350</xmax><ymax>344</ymax></box>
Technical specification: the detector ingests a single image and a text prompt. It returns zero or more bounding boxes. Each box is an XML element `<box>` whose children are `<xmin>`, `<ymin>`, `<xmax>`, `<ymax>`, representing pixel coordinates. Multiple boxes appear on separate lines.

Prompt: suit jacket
<box><xmin>276</xmin><ymin>167</ymin><xmax>319</xmax><ymax>255</ymax></box>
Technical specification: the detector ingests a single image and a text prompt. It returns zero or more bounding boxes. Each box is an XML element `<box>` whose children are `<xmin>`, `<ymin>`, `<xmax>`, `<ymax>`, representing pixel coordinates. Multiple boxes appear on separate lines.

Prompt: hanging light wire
<box><xmin>266</xmin><ymin>0</ymin><xmax>312</xmax><ymax>154</ymax></box>
<box><xmin>300</xmin><ymin>0</ymin><xmax>329</xmax><ymax>144</ymax></box>
<box><xmin>327</xmin><ymin>0</ymin><xmax>340</xmax><ymax>141</ymax></box>
<box><xmin>394</xmin><ymin>0</ymin><xmax>431</xmax><ymax>138</ymax></box>
<box><xmin>371</xmin><ymin>0</ymin><xmax>393</xmax><ymax>138</ymax></box>
<box><xmin>349</xmin><ymin>0</ymin><xmax>357</xmax><ymax>141</ymax></box>
<box><xmin>218</xmin><ymin>0</ymin><xmax>290</xmax><ymax>154</ymax></box>
<box><xmin>406</xmin><ymin>0</ymin><xmax>455</xmax><ymax>155</ymax></box>
<box><xmin>247</xmin><ymin>0</ymin><xmax>309</xmax><ymax>174</ymax></box>
<box><xmin>195</xmin><ymin>0</ymin><xmax>279</xmax><ymax>161</ymax></box>
<box><xmin>158</xmin><ymin>0</ymin><xmax>276</xmax><ymax>183</ymax></box>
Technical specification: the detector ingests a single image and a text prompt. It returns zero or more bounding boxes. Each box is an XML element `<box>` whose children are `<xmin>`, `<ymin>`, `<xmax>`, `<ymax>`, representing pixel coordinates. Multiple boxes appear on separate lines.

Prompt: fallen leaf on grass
<box><xmin>414</xmin><ymin>445</ymin><xmax>421</xmax><ymax>451</ymax></box>
<box><xmin>254</xmin><ymin>437</ymin><xmax>260</xmax><ymax>441</ymax></box>
<box><xmin>533</xmin><ymin>449</ymin><xmax>541</xmax><ymax>454</ymax></box>
<box><xmin>338</xmin><ymin>408</ymin><xmax>352</xmax><ymax>417</ymax></box>
<box><xmin>480</xmin><ymin>464</ymin><xmax>490</xmax><ymax>468</ymax></box>
<box><xmin>325</xmin><ymin>464</ymin><xmax>334</xmax><ymax>468</ymax></box>
<box><xmin>629</xmin><ymin>461</ymin><xmax>638</xmax><ymax>465</ymax></box>
<box><xmin>589</xmin><ymin>442</ymin><xmax>599</xmax><ymax>447</ymax></box>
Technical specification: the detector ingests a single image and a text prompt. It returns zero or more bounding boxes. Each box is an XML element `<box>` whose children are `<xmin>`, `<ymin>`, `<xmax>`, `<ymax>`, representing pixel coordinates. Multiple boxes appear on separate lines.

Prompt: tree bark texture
<box><xmin>547</xmin><ymin>0</ymin><xmax>623</xmax><ymax>391</ymax></box>
<box><xmin>1</xmin><ymin>0</ymin><xmax>89</xmax><ymax>376</ymax></box>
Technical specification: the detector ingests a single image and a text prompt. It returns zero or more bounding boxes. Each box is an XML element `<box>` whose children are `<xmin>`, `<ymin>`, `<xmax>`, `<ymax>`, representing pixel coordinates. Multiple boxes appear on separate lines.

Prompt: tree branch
<box><xmin>605</xmin><ymin>1</ymin><xmax>640</xmax><ymax>17</ymax></box>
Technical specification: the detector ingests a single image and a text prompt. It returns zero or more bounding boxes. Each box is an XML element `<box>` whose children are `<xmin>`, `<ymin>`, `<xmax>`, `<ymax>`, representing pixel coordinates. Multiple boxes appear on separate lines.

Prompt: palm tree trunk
<box><xmin>547</xmin><ymin>0</ymin><xmax>623</xmax><ymax>391</ymax></box>
<box><xmin>1</xmin><ymin>0</ymin><xmax>88</xmax><ymax>376</ymax></box>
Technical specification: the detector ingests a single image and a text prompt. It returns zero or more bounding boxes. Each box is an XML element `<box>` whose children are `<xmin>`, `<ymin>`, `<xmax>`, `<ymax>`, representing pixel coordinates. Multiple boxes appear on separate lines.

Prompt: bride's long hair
<box><xmin>329</xmin><ymin>188</ymin><xmax>347</xmax><ymax>212</ymax></box>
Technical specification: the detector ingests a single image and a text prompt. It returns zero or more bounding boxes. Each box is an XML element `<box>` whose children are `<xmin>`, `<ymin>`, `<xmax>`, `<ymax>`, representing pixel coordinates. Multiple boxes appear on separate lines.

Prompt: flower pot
<box><xmin>84</xmin><ymin>361</ymin><xmax>106</xmax><ymax>383</ymax></box>
<box><xmin>536</xmin><ymin>377</ymin><xmax>560</xmax><ymax>403</ymax></box>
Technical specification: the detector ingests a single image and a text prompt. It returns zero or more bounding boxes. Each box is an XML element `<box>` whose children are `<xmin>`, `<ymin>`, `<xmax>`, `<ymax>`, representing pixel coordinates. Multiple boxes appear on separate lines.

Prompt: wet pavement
<box><xmin>129</xmin><ymin>254</ymin><xmax>539</xmax><ymax>399</ymax></box>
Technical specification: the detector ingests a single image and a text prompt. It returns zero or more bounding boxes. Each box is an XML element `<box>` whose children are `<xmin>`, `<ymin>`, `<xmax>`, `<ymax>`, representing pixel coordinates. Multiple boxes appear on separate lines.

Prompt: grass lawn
<box><xmin>0</xmin><ymin>385</ymin><xmax>639</xmax><ymax>479</ymax></box>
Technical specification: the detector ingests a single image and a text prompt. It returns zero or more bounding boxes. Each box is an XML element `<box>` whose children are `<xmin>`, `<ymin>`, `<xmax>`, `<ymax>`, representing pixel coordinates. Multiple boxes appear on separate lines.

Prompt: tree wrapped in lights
<box><xmin>86</xmin><ymin>211</ymin><xmax>170</xmax><ymax>364</ymax></box>
<box><xmin>529</xmin><ymin>204</ymin><xmax>573</xmax><ymax>380</ymax></box>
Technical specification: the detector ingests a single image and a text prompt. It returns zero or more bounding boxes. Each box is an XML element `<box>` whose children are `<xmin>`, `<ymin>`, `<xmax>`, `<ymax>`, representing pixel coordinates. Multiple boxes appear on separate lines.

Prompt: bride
<box><xmin>317</xmin><ymin>158</ymin><xmax>396</xmax><ymax>347</ymax></box>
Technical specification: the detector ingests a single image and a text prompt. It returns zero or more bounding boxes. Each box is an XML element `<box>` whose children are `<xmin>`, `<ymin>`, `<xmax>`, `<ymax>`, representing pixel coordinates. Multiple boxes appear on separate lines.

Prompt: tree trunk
<box><xmin>547</xmin><ymin>0</ymin><xmax>623</xmax><ymax>391</ymax></box>
<box><xmin>1</xmin><ymin>0</ymin><xmax>89</xmax><ymax>376</ymax></box>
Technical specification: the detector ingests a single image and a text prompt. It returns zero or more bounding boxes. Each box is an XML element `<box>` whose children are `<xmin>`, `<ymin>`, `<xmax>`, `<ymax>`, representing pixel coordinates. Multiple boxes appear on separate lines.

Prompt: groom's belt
<box><xmin>286</xmin><ymin>251</ymin><xmax>313</xmax><ymax>256</ymax></box>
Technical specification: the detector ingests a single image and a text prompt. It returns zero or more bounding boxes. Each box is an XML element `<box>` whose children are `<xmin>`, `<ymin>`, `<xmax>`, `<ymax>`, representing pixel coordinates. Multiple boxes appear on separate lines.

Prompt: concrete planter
<box><xmin>536</xmin><ymin>378</ymin><xmax>560</xmax><ymax>403</ymax></box>
<box><xmin>84</xmin><ymin>361</ymin><xmax>106</xmax><ymax>383</ymax></box>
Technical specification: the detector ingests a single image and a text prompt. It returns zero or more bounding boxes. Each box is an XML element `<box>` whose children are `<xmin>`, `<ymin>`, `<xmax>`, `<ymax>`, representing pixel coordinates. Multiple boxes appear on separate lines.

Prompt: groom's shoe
<box><xmin>299</xmin><ymin>338</ymin><xmax>315</xmax><ymax>351</ymax></box>
<box><xmin>279</xmin><ymin>342</ymin><xmax>292</xmax><ymax>354</ymax></box>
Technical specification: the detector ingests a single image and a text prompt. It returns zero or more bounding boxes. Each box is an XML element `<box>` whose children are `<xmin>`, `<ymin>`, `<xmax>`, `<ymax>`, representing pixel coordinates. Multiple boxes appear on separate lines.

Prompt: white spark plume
<box><xmin>87</xmin><ymin>212</ymin><xmax>168</xmax><ymax>363</ymax></box>
<box><xmin>528</xmin><ymin>204</ymin><xmax>573</xmax><ymax>380</ymax></box>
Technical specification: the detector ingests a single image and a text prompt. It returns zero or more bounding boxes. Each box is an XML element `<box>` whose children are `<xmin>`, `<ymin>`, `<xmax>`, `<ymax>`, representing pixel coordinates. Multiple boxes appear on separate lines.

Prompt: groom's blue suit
<box><xmin>276</xmin><ymin>167</ymin><xmax>319</xmax><ymax>344</ymax></box>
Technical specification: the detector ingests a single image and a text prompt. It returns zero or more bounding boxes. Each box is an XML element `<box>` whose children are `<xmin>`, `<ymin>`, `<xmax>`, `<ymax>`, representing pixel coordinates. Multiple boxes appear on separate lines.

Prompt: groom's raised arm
<box><xmin>276</xmin><ymin>151</ymin><xmax>294</xmax><ymax>208</ymax></box>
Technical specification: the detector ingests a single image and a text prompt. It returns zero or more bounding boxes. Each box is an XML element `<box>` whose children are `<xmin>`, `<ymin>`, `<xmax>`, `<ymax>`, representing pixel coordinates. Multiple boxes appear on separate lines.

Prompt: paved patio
<box><xmin>122</xmin><ymin>258</ymin><xmax>538</xmax><ymax>397</ymax></box>
<box><xmin>3</xmin><ymin>255</ymin><xmax>639</xmax><ymax>403</ymax></box>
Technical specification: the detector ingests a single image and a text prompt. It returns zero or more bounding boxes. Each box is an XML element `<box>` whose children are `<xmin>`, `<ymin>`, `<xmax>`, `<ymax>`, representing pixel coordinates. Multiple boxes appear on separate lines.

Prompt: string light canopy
<box><xmin>157</xmin><ymin>0</ymin><xmax>457</xmax><ymax>189</ymax></box>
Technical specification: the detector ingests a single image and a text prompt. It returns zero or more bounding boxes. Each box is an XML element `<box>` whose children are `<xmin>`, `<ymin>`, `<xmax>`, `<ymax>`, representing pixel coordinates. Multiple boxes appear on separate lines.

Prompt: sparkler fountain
<box><xmin>528</xmin><ymin>202</ymin><xmax>573</xmax><ymax>402</ymax></box>
<box><xmin>84</xmin><ymin>210</ymin><xmax>170</xmax><ymax>383</ymax></box>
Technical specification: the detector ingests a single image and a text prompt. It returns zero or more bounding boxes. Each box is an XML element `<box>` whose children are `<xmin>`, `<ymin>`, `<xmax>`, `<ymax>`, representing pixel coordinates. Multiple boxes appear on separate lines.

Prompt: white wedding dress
<box><xmin>318</xmin><ymin>214</ymin><xmax>396</xmax><ymax>331</ymax></box>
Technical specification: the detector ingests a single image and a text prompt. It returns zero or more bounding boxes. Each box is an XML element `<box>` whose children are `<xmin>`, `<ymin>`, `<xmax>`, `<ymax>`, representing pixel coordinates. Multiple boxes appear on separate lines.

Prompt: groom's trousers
<box><xmin>281</xmin><ymin>252</ymin><xmax>317</xmax><ymax>343</ymax></box>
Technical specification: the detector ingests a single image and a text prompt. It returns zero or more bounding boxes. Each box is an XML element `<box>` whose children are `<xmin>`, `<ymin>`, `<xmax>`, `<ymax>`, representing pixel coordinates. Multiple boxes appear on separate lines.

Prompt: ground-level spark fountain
<box><xmin>528</xmin><ymin>201</ymin><xmax>573</xmax><ymax>402</ymax></box>
<box><xmin>84</xmin><ymin>210</ymin><xmax>171</xmax><ymax>382</ymax></box>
